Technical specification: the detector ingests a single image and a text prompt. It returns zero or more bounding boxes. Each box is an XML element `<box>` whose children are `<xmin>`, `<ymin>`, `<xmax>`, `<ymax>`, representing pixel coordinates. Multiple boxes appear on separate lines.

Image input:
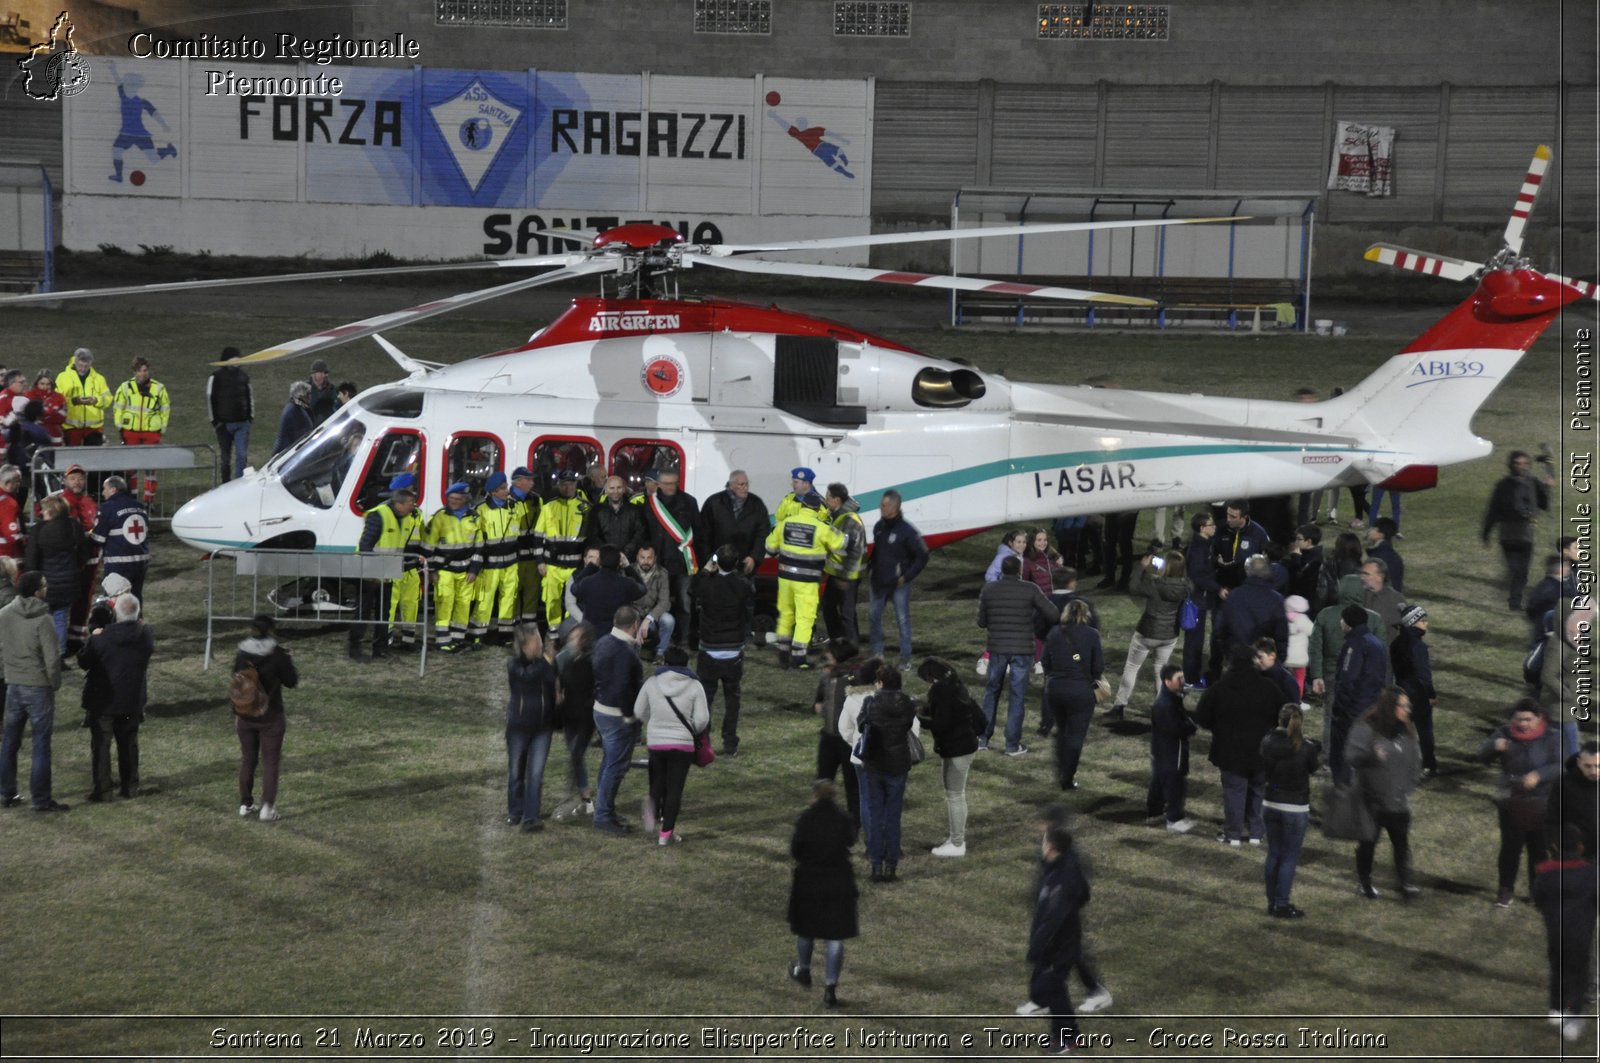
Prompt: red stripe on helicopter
<box><xmin>1401</xmin><ymin>269</ymin><xmax>1579</xmax><ymax>354</ymax></box>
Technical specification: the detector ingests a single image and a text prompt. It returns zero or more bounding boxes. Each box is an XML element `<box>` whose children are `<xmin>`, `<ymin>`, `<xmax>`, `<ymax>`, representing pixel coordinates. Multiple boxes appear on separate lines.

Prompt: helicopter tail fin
<box><xmin>1325</xmin><ymin>267</ymin><xmax>1582</xmax><ymax>469</ymax></box>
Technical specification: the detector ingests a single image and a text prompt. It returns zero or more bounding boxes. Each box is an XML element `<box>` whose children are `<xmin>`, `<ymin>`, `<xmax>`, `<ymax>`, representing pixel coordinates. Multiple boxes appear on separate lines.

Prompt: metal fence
<box><xmin>204</xmin><ymin>548</ymin><xmax>431</xmax><ymax>677</ymax></box>
<box><xmin>28</xmin><ymin>442</ymin><xmax>218</xmax><ymax>525</ymax></box>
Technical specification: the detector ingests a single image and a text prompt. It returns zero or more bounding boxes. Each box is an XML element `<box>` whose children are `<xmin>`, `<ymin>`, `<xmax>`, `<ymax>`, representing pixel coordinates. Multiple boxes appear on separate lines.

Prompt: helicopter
<box><xmin>1</xmin><ymin>147</ymin><xmax>1589</xmax><ymax>559</ymax></box>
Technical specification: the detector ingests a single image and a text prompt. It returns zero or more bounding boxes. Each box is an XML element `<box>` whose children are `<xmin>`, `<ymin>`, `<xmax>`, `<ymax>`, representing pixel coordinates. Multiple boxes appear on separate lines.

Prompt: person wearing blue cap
<box><xmin>508</xmin><ymin>467</ymin><xmax>545</xmax><ymax>628</ymax></box>
<box><xmin>381</xmin><ymin>473</ymin><xmax>426</xmax><ymax>651</ymax></box>
<box><xmin>472</xmin><ymin>471</ymin><xmax>521</xmax><ymax>644</ymax></box>
<box><xmin>773</xmin><ymin>467</ymin><xmax>818</xmax><ymax>528</ymax></box>
<box><xmin>766</xmin><ymin>491</ymin><xmax>844</xmax><ymax>669</ymax></box>
<box><xmin>535</xmin><ymin>471</ymin><xmax>588</xmax><ymax>629</ymax></box>
<box><xmin>425</xmin><ymin>482</ymin><xmax>482</xmax><ymax>652</ymax></box>
<box><xmin>350</xmin><ymin>477</ymin><xmax>421</xmax><ymax>659</ymax></box>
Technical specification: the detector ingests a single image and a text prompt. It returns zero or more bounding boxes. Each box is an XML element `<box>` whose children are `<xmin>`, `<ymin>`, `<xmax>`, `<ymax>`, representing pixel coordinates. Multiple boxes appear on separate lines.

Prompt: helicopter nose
<box><xmin>172</xmin><ymin>476</ymin><xmax>261</xmax><ymax>552</ymax></box>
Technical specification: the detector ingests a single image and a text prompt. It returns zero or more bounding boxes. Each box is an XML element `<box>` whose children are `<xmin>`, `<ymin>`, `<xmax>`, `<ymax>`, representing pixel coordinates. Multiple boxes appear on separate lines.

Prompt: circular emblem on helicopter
<box><xmin>642</xmin><ymin>355</ymin><xmax>686</xmax><ymax>397</ymax></box>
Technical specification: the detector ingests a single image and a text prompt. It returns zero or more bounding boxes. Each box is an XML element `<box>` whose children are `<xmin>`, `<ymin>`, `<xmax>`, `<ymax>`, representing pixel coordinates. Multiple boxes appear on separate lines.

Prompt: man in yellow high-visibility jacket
<box><xmin>472</xmin><ymin>471</ymin><xmax>521</xmax><ymax>643</ymax></box>
<box><xmin>112</xmin><ymin>356</ymin><xmax>171</xmax><ymax>504</ymax></box>
<box><xmin>425</xmin><ymin>482</ymin><xmax>481</xmax><ymax>652</ymax></box>
<box><xmin>56</xmin><ymin>347</ymin><xmax>112</xmax><ymax>447</ymax></box>
<box><xmin>380</xmin><ymin>473</ymin><xmax>426</xmax><ymax>651</ymax></box>
<box><xmin>352</xmin><ymin>476</ymin><xmax>422</xmax><ymax>660</ymax></box>
<box><xmin>765</xmin><ymin>491</ymin><xmax>844</xmax><ymax>670</ymax></box>
<box><xmin>535</xmin><ymin>470</ymin><xmax>587</xmax><ymax>628</ymax></box>
<box><xmin>771</xmin><ymin>466</ymin><xmax>816</xmax><ymax>528</ymax></box>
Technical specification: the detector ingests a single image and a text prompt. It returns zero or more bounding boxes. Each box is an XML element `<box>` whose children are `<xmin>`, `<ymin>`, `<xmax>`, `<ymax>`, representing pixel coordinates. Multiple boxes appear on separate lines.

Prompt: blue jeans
<box><xmin>1263</xmin><ymin>806</ymin><xmax>1309</xmax><ymax>908</ymax></box>
<box><xmin>591</xmin><ymin>711</ymin><xmax>636</xmax><ymax>826</ymax></box>
<box><xmin>1219</xmin><ymin>768</ymin><xmax>1266</xmax><ymax>842</ymax></box>
<box><xmin>1369</xmin><ymin>487</ymin><xmax>1402</xmax><ymax>529</ymax></box>
<box><xmin>216</xmin><ymin>420</ymin><xmax>251</xmax><ymax>480</ymax></box>
<box><xmin>796</xmin><ymin>937</ymin><xmax>845</xmax><ymax>985</ymax></box>
<box><xmin>51</xmin><ymin>608</ymin><xmax>68</xmax><ymax>649</ymax></box>
<box><xmin>860</xmin><ymin>768</ymin><xmax>908</xmax><ymax>871</ymax></box>
<box><xmin>868</xmin><ymin>583</ymin><xmax>912</xmax><ymax>660</ymax></box>
<box><xmin>1</xmin><ymin>685</ymin><xmax>56</xmax><ymax>808</ymax></box>
<box><xmin>650</xmin><ymin>612</ymin><xmax>676</xmax><ymax>653</ymax></box>
<box><xmin>506</xmin><ymin>726</ymin><xmax>553</xmax><ymax>824</ymax></box>
<box><xmin>982</xmin><ymin>652</ymin><xmax>1032</xmax><ymax>751</ymax></box>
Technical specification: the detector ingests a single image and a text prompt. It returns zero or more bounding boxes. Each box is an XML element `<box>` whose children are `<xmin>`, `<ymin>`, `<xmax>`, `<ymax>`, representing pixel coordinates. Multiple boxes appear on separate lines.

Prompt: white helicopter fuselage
<box><xmin>172</xmin><ymin>284</ymin><xmax>1549</xmax><ymax>555</ymax></box>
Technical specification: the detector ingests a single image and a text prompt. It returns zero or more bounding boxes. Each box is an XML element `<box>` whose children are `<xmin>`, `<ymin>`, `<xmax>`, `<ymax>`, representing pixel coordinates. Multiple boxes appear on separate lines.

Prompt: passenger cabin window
<box><xmin>352</xmin><ymin>431</ymin><xmax>424</xmax><ymax>515</ymax></box>
<box><xmin>278</xmin><ymin>418</ymin><xmax>368</xmax><ymax>510</ymax></box>
<box><xmin>529</xmin><ymin>438</ymin><xmax>601</xmax><ymax>499</ymax></box>
<box><xmin>611</xmin><ymin>440</ymin><xmax>682</xmax><ymax>495</ymax></box>
<box><xmin>445</xmin><ymin>434</ymin><xmax>502</xmax><ymax>502</ymax></box>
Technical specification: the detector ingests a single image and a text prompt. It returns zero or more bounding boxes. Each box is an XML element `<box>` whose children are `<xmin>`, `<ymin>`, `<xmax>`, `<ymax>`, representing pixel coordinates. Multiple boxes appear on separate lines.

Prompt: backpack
<box><xmin>1314</xmin><ymin>559</ymin><xmax>1339</xmax><ymax>613</ymax></box>
<box><xmin>1522</xmin><ymin>638</ymin><xmax>1546</xmax><ymax>687</ymax></box>
<box><xmin>229</xmin><ymin>664</ymin><xmax>270</xmax><ymax>718</ymax></box>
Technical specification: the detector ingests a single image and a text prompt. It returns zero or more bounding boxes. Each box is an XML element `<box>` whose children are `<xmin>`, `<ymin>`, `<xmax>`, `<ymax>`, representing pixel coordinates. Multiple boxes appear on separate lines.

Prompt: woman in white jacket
<box><xmin>634</xmin><ymin>644</ymin><xmax>712</xmax><ymax>845</ymax></box>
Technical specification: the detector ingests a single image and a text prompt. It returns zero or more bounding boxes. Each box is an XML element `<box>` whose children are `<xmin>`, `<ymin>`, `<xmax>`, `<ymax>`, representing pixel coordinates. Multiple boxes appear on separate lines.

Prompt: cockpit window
<box><xmin>359</xmin><ymin>388</ymin><xmax>424</xmax><ymax>419</ymax></box>
<box><xmin>278</xmin><ymin>417</ymin><xmax>368</xmax><ymax>510</ymax></box>
<box><xmin>353</xmin><ymin>432</ymin><xmax>424</xmax><ymax>514</ymax></box>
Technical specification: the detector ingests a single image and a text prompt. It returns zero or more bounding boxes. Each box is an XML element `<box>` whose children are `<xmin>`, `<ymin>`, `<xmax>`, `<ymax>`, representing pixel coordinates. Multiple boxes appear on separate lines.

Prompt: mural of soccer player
<box><xmin>105</xmin><ymin>60</ymin><xmax>177</xmax><ymax>184</ymax></box>
<box><xmin>764</xmin><ymin>91</ymin><xmax>854</xmax><ymax>179</ymax></box>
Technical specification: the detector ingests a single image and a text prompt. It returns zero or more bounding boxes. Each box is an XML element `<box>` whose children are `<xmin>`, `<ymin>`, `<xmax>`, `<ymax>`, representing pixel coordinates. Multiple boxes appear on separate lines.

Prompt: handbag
<box><xmin>906</xmin><ymin>728</ymin><xmax>926</xmax><ymax>766</ymax></box>
<box><xmin>1179</xmin><ymin>597</ymin><xmax>1201</xmax><ymax>632</ymax></box>
<box><xmin>1319</xmin><ymin>779</ymin><xmax>1376</xmax><ymax>842</ymax></box>
<box><xmin>665</xmin><ymin>695</ymin><xmax>716</xmax><ymax>768</ymax></box>
<box><xmin>1092</xmin><ymin>678</ymin><xmax>1112</xmax><ymax>705</ymax></box>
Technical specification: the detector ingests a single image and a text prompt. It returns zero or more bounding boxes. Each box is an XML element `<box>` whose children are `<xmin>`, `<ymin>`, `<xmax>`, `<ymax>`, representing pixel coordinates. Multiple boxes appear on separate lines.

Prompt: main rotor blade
<box><xmin>1363</xmin><ymin>244</ymin><xmax>1481</xmax><ymax>281</ymax></box>
<box><xmin>685</xmin><ymin>254</ymin><xmax>1157</xmax><ymax>306</ymax></box>
<box><xmin>228</xmin><ymin>260</ymin><xmax>618</xmax><ymax>365</ymax></box>
<box><xmin>0</xmin><ymin>253</ymin><xmax>590</xmax><ymax>307</ymax></box>
<box><xmin>706</xmin><ymin>216</ymin><xmax>1248</xmax><ymax>255</ymax></box>
<box><xmin>1502</xmin><ymin>144</ymin><xmax>1551</xmax><ymax>257</ymax></box>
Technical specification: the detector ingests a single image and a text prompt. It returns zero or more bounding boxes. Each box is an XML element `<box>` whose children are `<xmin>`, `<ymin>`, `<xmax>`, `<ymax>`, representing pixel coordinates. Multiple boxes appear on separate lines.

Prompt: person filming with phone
<box><xmin>1107</xmin><ymin>545</ymin><xmax>1191</xmax><ymax>720</ymax></box>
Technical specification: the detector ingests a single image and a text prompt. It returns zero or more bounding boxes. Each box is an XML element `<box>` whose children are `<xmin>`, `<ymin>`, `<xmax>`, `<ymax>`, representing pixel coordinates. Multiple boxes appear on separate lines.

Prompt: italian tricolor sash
<box><xmin>649</xmin><ymin>492</ymin><xmax>698</xmax><ymax>574</ymax></box>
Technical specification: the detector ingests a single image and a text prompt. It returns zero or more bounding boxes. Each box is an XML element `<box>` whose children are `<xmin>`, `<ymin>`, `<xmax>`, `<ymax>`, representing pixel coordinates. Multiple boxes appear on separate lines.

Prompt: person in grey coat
<box><xmin>1345</xmin><ymin>687</ymin><xmax>1422</xmax><ymax>900</ymax></box>
<box><xmin>977</xmin><ymin>554</ymin><xmax>1059</xmax><ymax>754</ymax></box>
<box><xmin>1477</xmin><ymin>697</ymin><xmax>1565</xmax><ymax>908</ymax></box>
<box><xmin>0</xmin><ymin>571</ymin><xmax>67</xmax><ymax>811</ymax></box>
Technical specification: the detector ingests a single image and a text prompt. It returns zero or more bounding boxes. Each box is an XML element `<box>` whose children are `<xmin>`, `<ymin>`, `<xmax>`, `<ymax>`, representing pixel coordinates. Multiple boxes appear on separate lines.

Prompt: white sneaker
<box><xmin>1079</xmin><ymin>985</ymin><xmax>1114</xmax><ymax>1013</ymax></box>
<box><xmin>931</xmin><ymin>840</ymin><xmax>966</xmax><ymax>858</ymax></box>
<box><xmin>1562</xmin><ymin>1017</ymin><xmax>1586</xmax><ymax>1042</ymax></box>
<box><xmin>1166</xmin><ymin>818</ymin><xmax>1195</xmax><ymax>834</ymax></box>
<box><xmin>239</xmin><ymin>803</ymin><xmax>258</xmax><ymax>817</ymax></box>
<box><xmin>258</xmin><ymin>803</ymin><xmax>279</xmax><ymax>822</ymax></box>
<box><xmin>975</xmin><ymin>656</ymin><xmax>989</xmax><ymax>676</ymax></box>
<box><xmin>1014</xmin><ymin>1000</ymin><xmax>1049</xmax><ymax>1016</ymax></box>
<box><xmin>1032</xmin><ymin>661</ymin><xmax>1043</xmax><ymax>675</ymax></box>
<box><xmin>1548</xmin><ymin>1009</ymin><xmax>1565</xmax><ymax>1027</ymax></box>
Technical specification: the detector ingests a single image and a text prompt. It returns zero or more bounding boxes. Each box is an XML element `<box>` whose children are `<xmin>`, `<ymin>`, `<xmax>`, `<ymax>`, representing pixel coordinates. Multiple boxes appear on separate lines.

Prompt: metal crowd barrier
<box><xmin>204</xmin><ymin>548</ymin><xmax>431</xmax><ymax>677</ymax></box>
<box><xmin>28</xmin><ymin>442</ymin><xmax>219</xmax><ymax>525</ymax></box>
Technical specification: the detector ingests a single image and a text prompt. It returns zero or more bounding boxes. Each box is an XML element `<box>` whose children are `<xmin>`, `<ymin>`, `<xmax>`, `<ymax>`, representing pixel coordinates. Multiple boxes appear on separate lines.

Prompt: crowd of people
<box><xmin>0</xmin><ymin>401</ymin><xmax>1593</xmax><ymax>1049</ymax></box>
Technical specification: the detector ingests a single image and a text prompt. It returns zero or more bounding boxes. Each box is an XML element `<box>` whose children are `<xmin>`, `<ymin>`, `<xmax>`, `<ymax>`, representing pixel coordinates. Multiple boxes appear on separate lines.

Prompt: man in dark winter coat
<box><xmin>1545</xmin><ymin>743</ymin><xmax>1599</xmax><ymax>868</ymax></box>
<box><xmin>1532</xmin><ymin>826</ymin><xmax>1598</xmax><ymax>1039</ymax></box>
<box><xmin>1390</xmin><ymin>604</ymin><xmax>1438</xmax><ymax>775</ymax></box>
<box><xmin>1360</xmin><ymin>558</ymin><xmax>1406</xmax><ymax>645</ymax></box>
<box><xmin>571</xmin><ymin>546</ymin><xmax>648</xmax><ymax>635</ymax></box>
<box><xmin>867</xmin><ymin>490</ymin><xmax>928</xmax><ymax>666</ymax></box>
<box><xmin>1365</xmin><ymin>517</ymin><xmax>1405</xmax><ymax>593</ymax></box>
<box><xmin>590</xmin><ymin>605</ymin><xmax>645</xmax><ymax>835</ymax></box>
<box><xmin>978</xmin><ymin>555</ymin><xmax>1059</xmax><ymax>755</ymax></box>
<box><xmin>641</xmin><ymin>470</ymin><xmax>699</xmax><ymax>647</ymax></box>
<box><xmin>1285</xmin><ymin>524</ymin><xmax>1327</xmax><ymax>610</ymax></box>
<box><xmin>206</xmin><ymin>346</ymin><xmax>253</xmax><ymax>481</ymax></box>
<box><xmin>1026</xmin><ymin>824</ymin><xmax>1092</xmax><ymax>1054</ymax></box>
<box><xmin>1193</xmin><ymin>645</ymin><xmax>1284</xmax><ymax>845</ymax></box>
<box><xmin>1147</xmin><ymin>664</ymin><xmax>1196</xmax><ymax>832</ymax></box>
<box><xmin>697</xmin><ymin>470</ymin><xmax>769</xmax><ymax>574</ymax></box>
<box><xmin>1327</xmin><ymin>605</ymin><xmax>1389</xmax><ymax>784</ymax></box>
<box><xmin>1048</xmin><ymin>568</ymin><xmax>1100</xmax><ymax>630</ymax></box>
<box><xmin>582</xmin><ymin>475</ymin><xmax>647</xmax><ymax>559</ymax></box>
<box><xmin>1214</xmin><ymin>555</ymin><xmax>1288</xmax><ymax>662</ymax></box>
<box><xmin>272</xmin><ymin>381</ymin><xmax>315</xmax><ymax>457</ymax></box>
<box><xmin>694</xmin><ymin>545</ymin><xmax>756</xmax><ymax>756</ymax></box>
<box><xmin>78</xmin><ymin>594</ymin><xmax>153</xmax><ymax>800</ymax></box>
<box><xmin>1482</xmin><ymin>450</ymin><xmax>1553</xmax><ymax>610</ymax></box>
<box><xmin>1212</xmin><ymin>500</ymin><xmax>1271</xmax><ymax>592</ymax></box>
<box><xmin>306</xmin><ymin>360</ymin><xmax>338</xmax><ymax>426</ymax></box>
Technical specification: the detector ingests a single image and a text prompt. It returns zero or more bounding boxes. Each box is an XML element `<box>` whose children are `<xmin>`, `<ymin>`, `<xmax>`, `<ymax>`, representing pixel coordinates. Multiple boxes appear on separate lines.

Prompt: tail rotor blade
<box><xmin>228</xmin><ymin>260</ymin><xmax>617</xmax><ymax>364</ymax></box>
<box><xmin>1503</xmin><ymin>144</ymin><xmax>1551</xmax><ymax>257</ymax></box>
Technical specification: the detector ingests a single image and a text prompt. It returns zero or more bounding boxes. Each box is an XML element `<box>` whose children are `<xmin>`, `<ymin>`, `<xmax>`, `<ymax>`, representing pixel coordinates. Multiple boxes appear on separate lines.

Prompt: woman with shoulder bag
<box><xmin>845</xmin><ymin>664</ymin><xmax>920</xmax><ymax>882</ymax></box>
<box><xmin>916</xmin><ymin>657</ymin><xmax>984</xmax><ymax>858</ymax></box>
<box><xmin>1041</xmin><ymin>600</ymin><xmax>1104</xmax><ymax>791</ymax></box>
<box><xmin>633</xmin><ymin>644</ymin><xmax>711</xmax><ymax>846</ymax></box>
<box><xmin>1345</xmin><ymin>687</ymin><xmax>1422</xmax><ymax>900</ymax></box>
<box><xmin>232</xmin><ymin>614</ymin><xmax>298</xmax><ymax>823</ymax></box>
<box><xmin>505</xmin><ymin>624</ymin><xmax>558</xmax><ymax>832</ymax></box>
<box><xmin>1477</xmin><ymin>697</ymin><xmax>1564</xmax><ymax>908</ymax></box>
<box><xmin>1108</xmin><ymin>550</ymin><xmax>1190</xmax><ymax>720</ymax></box>
<box><xmin>1260</xmin><ymin>703</ymin><xmax>1322</xmax><ymax>918</ymax></box>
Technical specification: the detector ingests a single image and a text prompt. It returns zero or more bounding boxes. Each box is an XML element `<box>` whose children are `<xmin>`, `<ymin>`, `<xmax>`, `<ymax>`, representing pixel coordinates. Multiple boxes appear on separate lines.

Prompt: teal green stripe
<box><xmin>854</xmin><ymin>442</ymin><xmax>1382</xmax><ymax>509</ymax></box>
<box><xmin>193</xmin><ymin>538</ymin><xmax>356</xmax><ymax>553</ymax></box>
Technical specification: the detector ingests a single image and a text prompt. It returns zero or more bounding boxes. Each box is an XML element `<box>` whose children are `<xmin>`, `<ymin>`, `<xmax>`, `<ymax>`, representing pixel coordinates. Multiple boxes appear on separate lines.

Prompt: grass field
<box><xmin>1</xmin><ymin>286</ymin><xmax>1592</xmax><ymax>1061</ymax></box>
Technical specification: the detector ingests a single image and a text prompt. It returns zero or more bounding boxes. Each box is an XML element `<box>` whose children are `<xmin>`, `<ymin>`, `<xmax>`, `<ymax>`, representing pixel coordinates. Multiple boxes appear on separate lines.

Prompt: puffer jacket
<box><xmin>1476</xmin><ymin>719</ymin><xmax>1564</xmax><ymax>808</ymax></box>
<box><xmin>25</xmin><ymin>515</ymin><xmax>89</xmax><ymax>611</ymax></box>
<box><xmin>859</xmin><ymin>689</ymin><xmax>920</xmax><ymax>775</ymax></box>
<box><xmin>1260</xmin><ymin>729</ymin><xmax>1322</xmax><ymax>807</ymax></box>
<box><xmin>978</xmin><ymin>576</ymin><xmax>1059</xmax><ymax>655</ymax></box>
<box><xmin>78</xmin><ymin>619</ymin><xmax>154</xmax><ymax>717</ymax></box>
<box><xmin>232</xmin><ymin>636</ymin><xmax>298</xmax><ymax>716</ymax></box>
<box><xmin>1131</xmin><ymin>565</ymin><xmax>1191</xmax><ymax>640</ymax></box>
<box><xmin>635</xmin><ymin>666</ymin><xmax>711</xmax><ymax>747</ymax></box>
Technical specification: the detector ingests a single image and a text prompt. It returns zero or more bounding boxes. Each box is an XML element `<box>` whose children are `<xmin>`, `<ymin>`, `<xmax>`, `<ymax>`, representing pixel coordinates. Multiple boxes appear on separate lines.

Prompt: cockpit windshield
<box><xmin>275</xmin><ymin>414</ymin><xmax>368</xmax><ymax>510</ymax></box>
